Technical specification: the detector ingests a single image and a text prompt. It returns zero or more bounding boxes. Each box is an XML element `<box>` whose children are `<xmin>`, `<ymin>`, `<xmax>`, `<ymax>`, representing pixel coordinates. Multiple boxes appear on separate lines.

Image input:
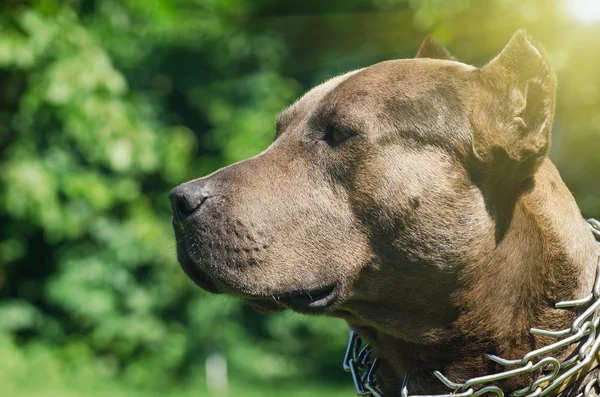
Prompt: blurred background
<box><xmin>0</xmin><ymin>0</ymin><xmax>599</xmax><ymax>396</ymax></box>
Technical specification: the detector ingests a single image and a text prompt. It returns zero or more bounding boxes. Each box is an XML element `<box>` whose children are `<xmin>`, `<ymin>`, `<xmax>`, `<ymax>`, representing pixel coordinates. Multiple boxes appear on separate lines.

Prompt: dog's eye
<box><xmin>324</xmin><ymin>124</ymin><xmax>356</xmax><ymax>144</ymax></box>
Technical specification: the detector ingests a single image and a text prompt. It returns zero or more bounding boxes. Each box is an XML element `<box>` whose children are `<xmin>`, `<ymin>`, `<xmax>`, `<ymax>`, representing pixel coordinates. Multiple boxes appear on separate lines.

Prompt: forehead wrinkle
<box><xmin>382</xmin><ymin>86</ymin><xmax>472</xmax><ymax>154</ymax></box>
<box><xmin>313</xmin><ymin>59</ymin><xmax>460</xmax><ymax>130</ymax></box>
<box><xmin>320</xmin><ymin>59</ymin><xmax>474</xmax><ymax>152</ymax></box>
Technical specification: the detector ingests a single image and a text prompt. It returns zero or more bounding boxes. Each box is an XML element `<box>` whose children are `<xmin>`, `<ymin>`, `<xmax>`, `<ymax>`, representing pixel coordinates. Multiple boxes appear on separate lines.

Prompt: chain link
<box><xmin>344</xmin><ymin>218</ymin><xmax>600</xmax><ymax>397</ymax></box>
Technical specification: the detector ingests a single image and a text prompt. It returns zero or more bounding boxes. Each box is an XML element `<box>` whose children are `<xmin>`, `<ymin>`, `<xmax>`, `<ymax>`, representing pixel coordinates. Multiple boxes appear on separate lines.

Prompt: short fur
<box><xmin>170</xmin><ymin>31</ymin><xmax>600</xmax><ymax>395</ymax></box>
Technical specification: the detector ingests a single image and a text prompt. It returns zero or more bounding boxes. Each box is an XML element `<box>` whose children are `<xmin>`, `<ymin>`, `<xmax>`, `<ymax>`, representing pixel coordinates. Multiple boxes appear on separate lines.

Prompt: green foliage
<box><xmin>0</xmin><ymin>0</ymin><xmax>599</xmax><ymax>395</ymax></box>
<box><xmin>0</xmin><ymin>1</ymin><xmax>346</xmax><ymax>393</ymax></box>
<box><xmin>0</xmin><ymin>330</ymin><xmax>353</xmax><ymax>397</ymax></box>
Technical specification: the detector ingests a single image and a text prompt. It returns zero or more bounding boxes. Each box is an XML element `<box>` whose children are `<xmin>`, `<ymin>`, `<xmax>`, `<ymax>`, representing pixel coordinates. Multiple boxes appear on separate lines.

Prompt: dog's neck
<box><xmin>357</xmin><ymin>159</ymin><xmax>599</xmax><ymax>395</ymax></box>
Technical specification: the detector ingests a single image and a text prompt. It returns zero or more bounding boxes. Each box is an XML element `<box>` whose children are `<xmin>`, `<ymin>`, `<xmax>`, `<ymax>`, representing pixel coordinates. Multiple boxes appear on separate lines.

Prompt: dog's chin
<box><xmin>244</xmin><ymin>299</ymin><xmax>286</xmax><ymax>314</ymax></box>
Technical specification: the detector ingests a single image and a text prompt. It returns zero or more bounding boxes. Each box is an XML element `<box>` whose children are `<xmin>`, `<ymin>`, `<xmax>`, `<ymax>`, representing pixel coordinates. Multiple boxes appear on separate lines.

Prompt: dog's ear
<box><xmin>415</xmin><ymin>36</ymin><xmax>454</xmax><ymax>60</ymax></box>
<box><xmin>474</xmin><ymin>30</ymin><xmax>556</xmax><ymax>187</ymax></box>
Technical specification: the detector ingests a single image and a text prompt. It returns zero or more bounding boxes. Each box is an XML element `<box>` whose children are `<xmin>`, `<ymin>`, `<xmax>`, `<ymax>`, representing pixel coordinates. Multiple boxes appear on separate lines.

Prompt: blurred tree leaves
<box><xmin>0</xmin><ymin>0</ymin><xmax>344</xmax><ymax>391</ymax></box>
<box><xmin>0</xmin><ymin>0</ymin><xmax>599</xmax><ymax>395</ymax></box>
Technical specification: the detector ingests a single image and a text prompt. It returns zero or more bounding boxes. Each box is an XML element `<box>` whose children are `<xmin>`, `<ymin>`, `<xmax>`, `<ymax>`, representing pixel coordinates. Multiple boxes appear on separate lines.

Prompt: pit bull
<box><xmin>169</xmin><ymin>31</ymin><xmax>600</xmax><ymax>396</ymax></box>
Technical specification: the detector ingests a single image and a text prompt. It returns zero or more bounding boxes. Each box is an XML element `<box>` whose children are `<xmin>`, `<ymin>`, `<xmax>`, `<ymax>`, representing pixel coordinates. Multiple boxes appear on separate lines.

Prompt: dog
<box><xmin>169</xmin><ymin>31</ymin><xmax>600</xmax><ymax>396</ymax></box>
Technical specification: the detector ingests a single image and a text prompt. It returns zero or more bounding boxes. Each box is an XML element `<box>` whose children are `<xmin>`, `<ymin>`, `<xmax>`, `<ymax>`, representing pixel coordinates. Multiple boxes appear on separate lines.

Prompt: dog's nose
<box><xmin>169</xmin><ymin>180</ymin><xmax>211</xmax><ymax>222</ymax></box>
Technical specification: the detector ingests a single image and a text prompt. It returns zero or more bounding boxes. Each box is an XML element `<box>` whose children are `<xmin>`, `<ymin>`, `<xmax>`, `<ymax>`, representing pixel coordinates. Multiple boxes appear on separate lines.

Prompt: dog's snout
<box><xmin>169</xmin><ymin>181</ymin><xmax>211</xmax><ymax>222</ymax></box>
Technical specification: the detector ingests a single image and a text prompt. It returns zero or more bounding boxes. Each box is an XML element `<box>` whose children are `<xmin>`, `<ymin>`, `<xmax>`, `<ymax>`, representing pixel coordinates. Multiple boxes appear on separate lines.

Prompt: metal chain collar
<box><xmin>344</xmin><ymin>218</ymin><xmax>600</xmax><ymax>397</ymax></box>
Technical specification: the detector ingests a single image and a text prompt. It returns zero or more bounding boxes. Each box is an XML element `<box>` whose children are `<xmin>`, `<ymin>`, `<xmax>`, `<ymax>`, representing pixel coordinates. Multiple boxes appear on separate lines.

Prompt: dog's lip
<box><xmin>272</xmin><ymin>284</ymin><xmax>339</xmax><ymax>313</ymax></box>
<box><xmin>179</xmin><ymin>257</ymin><xmax>221</xmax><ymax>294</ymax></box>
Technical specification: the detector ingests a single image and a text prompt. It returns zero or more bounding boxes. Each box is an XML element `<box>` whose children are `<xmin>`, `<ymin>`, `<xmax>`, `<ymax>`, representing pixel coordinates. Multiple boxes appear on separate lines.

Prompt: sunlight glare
<box><xmin>564</xmin><ymin>0</ymin><xmax>600</xmax><ymax>24</ymax></box>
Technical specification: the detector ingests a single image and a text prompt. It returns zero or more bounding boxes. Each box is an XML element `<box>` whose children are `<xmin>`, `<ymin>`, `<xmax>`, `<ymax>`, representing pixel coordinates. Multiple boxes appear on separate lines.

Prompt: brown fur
<box><xmin>170</xmin><ymin>31</ymin><xmax>600</xmax><ymax>395</ymax></box>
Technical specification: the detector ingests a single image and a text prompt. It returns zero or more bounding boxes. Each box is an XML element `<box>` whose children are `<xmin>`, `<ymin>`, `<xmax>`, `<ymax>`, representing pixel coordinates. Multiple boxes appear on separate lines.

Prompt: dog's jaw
<box><xmin>346</xmin><ymin>159</ymin><xmax>600</xmax><ymax>396</ymax></box>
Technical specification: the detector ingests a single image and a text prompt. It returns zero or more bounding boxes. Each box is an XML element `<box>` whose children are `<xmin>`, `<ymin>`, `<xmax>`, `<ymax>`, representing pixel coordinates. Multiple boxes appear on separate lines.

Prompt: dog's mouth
<box><xmin>242</xmin><ymin>284</ymin><xmax>339</xmax><ymax>314</ymax></box>
<box><xmin>179</xmin><ymin>256</ymin><xmax>339</xmax><ymax>313</ymax></box>
<box><xmin>277</xmin><ymin>285</ymin><xmax>338</xmax><ymax>312</ymax></box>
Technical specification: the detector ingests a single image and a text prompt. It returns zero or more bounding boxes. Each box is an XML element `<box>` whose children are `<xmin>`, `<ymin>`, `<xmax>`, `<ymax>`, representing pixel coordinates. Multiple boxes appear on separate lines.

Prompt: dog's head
<box><xmin>170</xmin><ymin>31</ymin><xmax>556</xmax><ymax>343</ymax></box>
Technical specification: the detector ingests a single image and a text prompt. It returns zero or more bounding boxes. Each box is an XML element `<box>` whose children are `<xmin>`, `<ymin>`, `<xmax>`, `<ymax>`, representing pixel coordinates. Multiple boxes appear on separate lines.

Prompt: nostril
<box><xmin>173</xmin><ymin>195</ymin><xmax>199</xmax><ymax>221</ymax></box>
<box><xmin>169</xmin><ymin>183</ymin><xmax>210</xmax><ymax>222</ymax></box>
